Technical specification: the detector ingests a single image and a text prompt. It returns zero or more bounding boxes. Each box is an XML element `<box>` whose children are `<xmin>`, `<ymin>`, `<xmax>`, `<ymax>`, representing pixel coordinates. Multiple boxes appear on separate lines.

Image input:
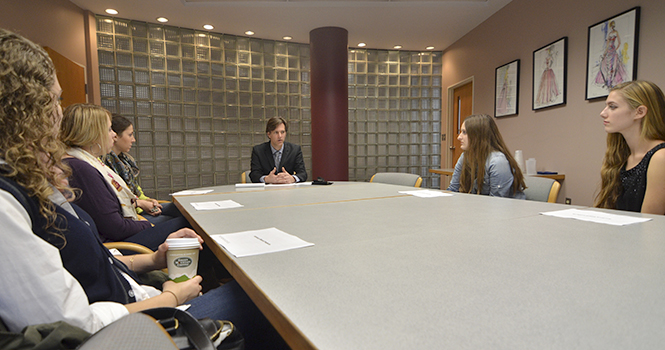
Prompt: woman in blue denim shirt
<box><xmin>447</xmin><ymin>114</ymin><xmax>526</xmax><ymax>199</ymax></box>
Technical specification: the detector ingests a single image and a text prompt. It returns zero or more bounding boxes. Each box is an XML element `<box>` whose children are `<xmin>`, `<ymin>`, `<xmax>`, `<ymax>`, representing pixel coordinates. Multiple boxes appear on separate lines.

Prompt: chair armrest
<box><xmin>103</xmin><ymin>242</ymin><xmax>154</xmax><ymax>254</ymax></box>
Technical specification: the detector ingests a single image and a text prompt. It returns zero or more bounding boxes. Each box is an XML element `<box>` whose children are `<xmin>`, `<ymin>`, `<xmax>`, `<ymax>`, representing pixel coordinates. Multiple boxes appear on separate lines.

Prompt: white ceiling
<box><xmin>69</xmin><ymin>0</ymin><xmax>511</xmax><ymax>51</ymax></box>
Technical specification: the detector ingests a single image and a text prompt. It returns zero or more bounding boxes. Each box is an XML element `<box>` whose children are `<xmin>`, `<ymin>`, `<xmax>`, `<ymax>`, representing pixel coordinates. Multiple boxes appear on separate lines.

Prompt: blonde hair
<box><xmin>595</xmin><ymin>80</ymin><xmax>665</xmax><ymax>208</ymax></box>
<box><xmin>459</xmin><ymin>114</ymin><xmax>526</xmax><ymax>195</ymax></box>
<box><xmin>60</xmin><ymin>104</ymin><xmax>112</xmax><ymax>152</ymax></box>
<box><xmin>0</xmin><ymin>28</ymin><xmax>71</xmax><ymax>230</ymax></box>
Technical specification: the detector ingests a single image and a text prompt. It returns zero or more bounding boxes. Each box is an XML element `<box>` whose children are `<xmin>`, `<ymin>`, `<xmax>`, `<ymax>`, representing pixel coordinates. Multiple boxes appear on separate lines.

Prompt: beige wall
<box><xmin>441</xmin><ymin>0</ymin><xmax>665</xmax><ymax>206</ymax></box>
<box><xmin>0</xmin><ymin>0</ymin><xmax>86</xmax><ymax>66</ymax></box>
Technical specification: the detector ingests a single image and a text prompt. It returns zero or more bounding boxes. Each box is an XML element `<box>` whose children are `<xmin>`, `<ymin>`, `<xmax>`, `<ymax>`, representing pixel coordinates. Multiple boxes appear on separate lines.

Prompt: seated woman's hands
<box><xmin>137</xmin><ymin>198</ymin><xmax>163</xmax><ymax>216</ymax></box>
<box><xmin>162</xmin><ymin>276</ymin><xmax>203</xmax><ymax>305</ymax></box>
<box><xmin>151</xmin><ymin>229</ymin><xmax>203</xmax><ymax>270</ymax></box>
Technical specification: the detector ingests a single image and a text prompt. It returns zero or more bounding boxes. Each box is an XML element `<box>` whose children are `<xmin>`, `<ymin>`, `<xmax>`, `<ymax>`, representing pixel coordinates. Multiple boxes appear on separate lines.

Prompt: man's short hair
<box><xmin>266</xmin><ymin>117</ymin><xmax>288</xmax><ymax>133</ymax></box>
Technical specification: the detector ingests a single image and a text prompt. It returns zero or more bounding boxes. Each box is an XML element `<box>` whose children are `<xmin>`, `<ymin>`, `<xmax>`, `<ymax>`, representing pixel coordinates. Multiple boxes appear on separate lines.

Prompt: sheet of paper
<box><xmin>398</xmin><ymin>190</ymin><xmax>453</xmax><ymax>198</ymax></box>
<box><xmin>540</xmin><ymin>208</ymin><xmax>652</xmax><ymax>226</ymax></box>
<box><xmin>172</xmin><ymin>189</ymin><xmax>214</xmax><ymax>196</ymax></box>
<box><xmin>190</xmin><ymin>200</ymin><xmax>244</xmax><ymax>211</ymax></box>
<box><xmin>235</xmin><ymin>183</ymin><xmax>265</xmax><ymax>188</ymax></box>
<box><xmin>212</xmin><ymin>227</ymin><xmax>314</xmax><ymax>258</ymax></box>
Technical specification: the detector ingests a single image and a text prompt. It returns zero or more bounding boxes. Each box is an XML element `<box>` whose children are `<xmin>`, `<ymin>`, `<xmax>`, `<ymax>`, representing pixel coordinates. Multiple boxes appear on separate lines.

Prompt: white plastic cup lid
<box><xmin>166</xmin><ymin>238</ymin><xmax>199</xmax><ymax>250</ymax></box>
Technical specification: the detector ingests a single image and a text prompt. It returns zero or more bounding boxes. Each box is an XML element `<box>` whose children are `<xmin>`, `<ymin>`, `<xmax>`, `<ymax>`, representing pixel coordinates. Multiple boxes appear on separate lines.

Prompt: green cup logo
<box><xmin>174</xmin><ymin>257</ymin><xmax>192</xmax><ymax>268</ymax></box>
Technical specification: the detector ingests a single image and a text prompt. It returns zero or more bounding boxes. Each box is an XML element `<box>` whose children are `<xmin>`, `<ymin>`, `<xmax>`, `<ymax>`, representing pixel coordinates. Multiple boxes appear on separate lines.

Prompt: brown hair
<box><xmin>111</xmin><ymin>113</ymin><xmax>133</xmax><ymax>136</ymax></box>
<box><xmin>266</xmin><ymin>117</ymin><xmax>288</xmax><ymax>133</ymax></box>
<box><xmin>0</xmin><ymin>28</ymin><xmax>71</xmax><ymax>230</ymax></box>
<box><xmin>458</xmin><ymin>114</ymin><xmax>526</xmax><ymax>195</ymax></box>
<box><xmin>595</xmin><ymin>80</ymin><xmax>665</xmax><ymax>208</ymax></box>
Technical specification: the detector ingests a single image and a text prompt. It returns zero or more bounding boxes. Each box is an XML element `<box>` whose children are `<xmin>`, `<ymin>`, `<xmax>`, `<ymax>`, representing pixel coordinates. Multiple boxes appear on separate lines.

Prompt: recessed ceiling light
<box><xmin>283</xmin><ymin>36</ymin><xmax>293</xmax><ymax>40</ymax></box>
<box><xmin>245</xmin><ymin>30</ymin><xmax>254</xmax><ymax>36</ymax></box>
<box><xmin>358</xmin><ymin>43</ymin><xmax>366</xmax><ymax>47</ymax></box>
<box><xmin>203</xmin><ymin>24</ymin><xmax>214</xmax><ymax>30</ymax></box>
<box><xmin>105</xmin><ymin>9</ymin><xmax>118</xmax><ymax>15</ymax></box>
<box><xmin>156</xmin><ymin>17</ymin><xmax>168</xmax><ymax>23</ymax></box>
<box><xmin>426</xmin><ymin>46</ymin><xmax>435</xmax><ymax>50</ymax></box>
<box><xmin>394</xmin><ymin>45</ymin><xmax>402</xmax><ymax>49</ymax></box>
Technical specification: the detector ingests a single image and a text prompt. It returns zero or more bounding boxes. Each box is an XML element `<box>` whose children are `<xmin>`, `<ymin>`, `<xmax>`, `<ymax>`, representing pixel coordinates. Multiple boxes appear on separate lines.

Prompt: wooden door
<box><xmin>44</xmin><ymin>47</ymin><xmax>86</xmax><ymax>108</ymax></box>
<box><xmin>451</xmin><ymin>82</ymin><xmax>473</xmax><ymax>166</ymax></box>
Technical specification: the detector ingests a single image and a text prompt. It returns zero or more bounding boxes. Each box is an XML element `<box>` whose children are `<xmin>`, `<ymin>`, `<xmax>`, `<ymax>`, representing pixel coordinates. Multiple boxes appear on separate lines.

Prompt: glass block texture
<box><xmin>97</xmin><ymin>16</ymin><xmax>312</xmax><ymax>198</ymax></box>
<box><xmin>97</xmin><ymin>16</ymin><xmax>441</xmax><ymax>196</ymax></box>
<box><xmin>348</xmin><ymin>50</ymin><xmax>441</xmax><ymax>188</ymax></box>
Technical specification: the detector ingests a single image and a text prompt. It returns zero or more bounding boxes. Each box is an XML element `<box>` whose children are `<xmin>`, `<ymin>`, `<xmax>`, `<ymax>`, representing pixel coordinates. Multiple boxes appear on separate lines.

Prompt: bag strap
<box><xmin>140</xmin><ymin>308</ymin><xmax>215</xmax><ymax>350</ymax></box>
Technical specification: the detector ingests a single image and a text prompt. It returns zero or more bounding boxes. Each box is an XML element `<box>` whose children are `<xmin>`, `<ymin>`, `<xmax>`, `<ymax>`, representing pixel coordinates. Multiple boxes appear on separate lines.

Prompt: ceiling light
<box><xmin>203</xmin><ymin>24</ymin><xmax>214</xmax><ymax>30</ymax></box>
<box><xmin>245</xmin><ymin>30</ymin><xmax>254</xmax><ymax>36</ymax></box>
<box><xmin>394</xmin><ymin>45</ymin><xmax>402</xmax><ymax>49</ymax></box>
<box><xmin>105</xmin><ymin>9</ymin><xmax>118</xmax><ymax>15</ymax></box>
<box><xmin>283</xmin><ymin>36</ymin><xmax>293</xmax><ymax>40</ymax></box>
<box><xmin>358</xmin><ymin>43</ymin><xmax>366</xmax><ymax>47</ymax></box>
<box><xmin>426</xmin><ymin>46</ymin><xmax>435</xmax><ymax>50</ymax></box>
<box><xmin>156</xmin><ymin>17</ymin><xmax>168</xmax><ymax>23</ymax></box>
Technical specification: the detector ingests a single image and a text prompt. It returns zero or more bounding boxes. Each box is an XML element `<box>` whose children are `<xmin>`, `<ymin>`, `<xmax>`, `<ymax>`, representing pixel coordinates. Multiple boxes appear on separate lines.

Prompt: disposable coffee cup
<box><xmin>166</xmin><ymin>238</ymin><xmax>199</xmax><ymax>282</ymax></box>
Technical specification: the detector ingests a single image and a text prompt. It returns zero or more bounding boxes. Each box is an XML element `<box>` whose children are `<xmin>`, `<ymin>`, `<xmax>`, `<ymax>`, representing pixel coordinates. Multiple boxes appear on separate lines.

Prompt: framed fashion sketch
<box><xmin>585</xmin><ymin>7</ymin><xmax>640</xmax><ymax>100</ymax></box>
<box><xmin>533</xmin><ymin>37</ymin><xmax>567</xmax><ymax>110</ymax></box>
<box><xmin>495</xmin><ymin>59</ymin><xmax>519</xmax><ymax>117</ymax></box>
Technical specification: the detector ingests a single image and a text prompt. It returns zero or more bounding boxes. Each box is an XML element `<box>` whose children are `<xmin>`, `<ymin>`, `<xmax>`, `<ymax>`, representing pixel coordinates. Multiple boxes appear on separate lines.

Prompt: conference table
<box><xmin>173</xmin><ymin>182</ymin><xmax>665</xmax><ymax>349</ymax></box>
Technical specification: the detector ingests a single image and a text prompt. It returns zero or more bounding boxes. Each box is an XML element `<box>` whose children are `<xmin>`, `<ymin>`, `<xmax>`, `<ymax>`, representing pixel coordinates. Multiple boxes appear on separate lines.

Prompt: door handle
<box><xmin>449</xmin><ymin>146</ymin><xmax>455</xmax><ymax>150</ymax></box>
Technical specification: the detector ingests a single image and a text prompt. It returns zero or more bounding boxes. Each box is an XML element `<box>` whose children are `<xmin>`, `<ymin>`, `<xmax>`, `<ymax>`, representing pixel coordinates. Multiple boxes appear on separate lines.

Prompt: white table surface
<box><xmin>174</xmin><ymin>182</ymin><xmax>665</xmax><ymax>350</ymax></box>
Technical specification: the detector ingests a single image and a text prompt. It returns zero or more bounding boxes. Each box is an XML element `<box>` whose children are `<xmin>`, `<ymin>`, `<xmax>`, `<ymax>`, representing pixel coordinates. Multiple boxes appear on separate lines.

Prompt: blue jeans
<box><xmin>143</xmin><ymin>202</ymin><xmax>183</xmax><ymax>225</ymax></box>
<box><xmin>187</xmin><ymin>280</ymin><xmax>289</xmax><ymax>350</ymax></box>
<box><xmin>124</xmin><ymin>216</ymin><xmax>191</xmax><ymax>251</ymax></box>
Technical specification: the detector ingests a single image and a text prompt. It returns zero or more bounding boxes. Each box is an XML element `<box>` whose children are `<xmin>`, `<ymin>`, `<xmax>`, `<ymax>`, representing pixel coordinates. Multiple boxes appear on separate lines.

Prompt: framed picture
<box><xmin>495</xmin><ymin>59</ymin><xmax>520</xmax><ymax>117</ymax></box>
<box><xmin>585</xmin><ymin>7</ymin><xmax>640</xmax><ymax>100</ymax></box>
<box><xmin>533</xmin><ymin>37</ymin><xmax>567</xmax><ymax>110</ymax></box>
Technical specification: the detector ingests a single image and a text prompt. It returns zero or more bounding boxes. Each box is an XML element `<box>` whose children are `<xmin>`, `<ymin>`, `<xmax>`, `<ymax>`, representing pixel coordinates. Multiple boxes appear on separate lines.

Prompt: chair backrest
<box><xmin>370</xmin><ymin>172</ymin><xmax>422</xmax><ymax>188</ymax></box>
<box><xmin>523</xmin><ymin>176</ymin><xmax>560</xmax><ymax>203</ymax></box>
<box><xmin>240</xmin><ymin>171</ymin><xmax>251</xmax><ymax>183</ymax></box>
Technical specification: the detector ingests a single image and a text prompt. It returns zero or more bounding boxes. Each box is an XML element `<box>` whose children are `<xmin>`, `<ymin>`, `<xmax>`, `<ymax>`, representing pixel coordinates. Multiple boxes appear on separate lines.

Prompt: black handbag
<box><xmin>140</xmin><ymin>308</ymin><xmax>244</xmax><ymax>350</ymax></box>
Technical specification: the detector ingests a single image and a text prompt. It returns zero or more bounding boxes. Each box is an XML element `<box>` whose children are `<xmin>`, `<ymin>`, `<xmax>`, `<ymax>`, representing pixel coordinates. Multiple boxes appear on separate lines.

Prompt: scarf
<box><xmin>67</xmin><ymin>147</ymin><xmax>139</xmax><ymax>220</ymax></box>
<box><xmin>102</xmin><ymin>151</ymin><xmax>141</xmax><ymax>197</ymax></box>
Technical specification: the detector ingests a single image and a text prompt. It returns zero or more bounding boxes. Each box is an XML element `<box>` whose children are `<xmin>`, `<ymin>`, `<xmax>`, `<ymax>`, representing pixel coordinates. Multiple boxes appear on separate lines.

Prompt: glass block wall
<box><xmin>96</xmin><ymin>16</ymin><xmax>311</xmax><ymax>199</ymax></box>
<box><xmin>348</xmin><ymin>50</ymin><xmax>441</xmax><ymax>188</ymax></box>
<box><xmin>96</xmin><ymin>16</ymin><xmax>441</xmax><ymax>197</ymax></box>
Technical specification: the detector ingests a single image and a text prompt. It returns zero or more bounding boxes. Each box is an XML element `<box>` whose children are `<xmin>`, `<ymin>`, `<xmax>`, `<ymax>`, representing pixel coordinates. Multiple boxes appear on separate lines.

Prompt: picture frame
<box><xmin>532</xmin><ymin>37</ymin><xmax>567</xmax><ymax>110</ymax></box>
<box><xmin>494</xmin><ymin>59</ymin><xmax>519</xmax><ymax>117</ymax></box>
<box><xmin>585</xmin><ymin>7</ymin><xmax>640</xmax><ymax>100</ymax></box>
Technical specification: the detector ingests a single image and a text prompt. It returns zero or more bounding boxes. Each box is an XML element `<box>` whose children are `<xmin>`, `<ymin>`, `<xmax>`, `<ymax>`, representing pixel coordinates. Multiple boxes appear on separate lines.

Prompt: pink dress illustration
<box><xmin>497</xmin><ymin>69</ymin><xmax>510</xmax><ymax>114</ymax></box>
<box><xmin>535</xmin><ymin>48</ymin><xmax>560</xmax><ymax>105</ymax></box>
<box><xmin>594</xmin><ymin>21</ymin><xmax>627</xmax><ymax>89</ymax></box>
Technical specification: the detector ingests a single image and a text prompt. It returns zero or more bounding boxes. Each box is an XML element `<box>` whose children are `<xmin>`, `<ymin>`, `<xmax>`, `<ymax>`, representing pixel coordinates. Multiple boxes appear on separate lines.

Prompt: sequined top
<box><xmin>616</xmin><ymin>142</ymin><xmax>665</xmax><ymax>212</ymax></box>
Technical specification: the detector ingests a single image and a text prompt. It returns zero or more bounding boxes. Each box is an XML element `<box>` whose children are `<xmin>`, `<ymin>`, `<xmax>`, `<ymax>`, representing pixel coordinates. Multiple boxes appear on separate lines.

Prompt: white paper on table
<box><xmin>172</xmin><ymin>189</ymin><xmax>214</xmax><ymax>196</ymax></box>
<box><xmin>398</xmin><ymin>190</ymin><xmax>453</xmax><ymax>198</ymax></box>
<box><xmin>235</xmin><ymin>183</ymin><xmax>265</xmax><ymax>188</ymax></box>
<box><xmin>190</xmin><ymin>199</ymin><xmax>244</xmax><ymax>211</ymax></box>
<box><xmin>212</xmin><ymin>227</ymin><xmax>314</xmax><ymax>257</ymax></box>
<box><xmin>540</xmin><ymin>208</ymin><xmax>652</xmax><ymax>226</ymax></box>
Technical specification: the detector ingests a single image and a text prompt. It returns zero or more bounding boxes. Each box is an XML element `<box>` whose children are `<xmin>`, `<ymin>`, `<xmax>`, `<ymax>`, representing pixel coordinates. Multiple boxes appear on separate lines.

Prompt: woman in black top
<box><xmin>595</xmin><ymin>80</ymin><xmax>665</xmax><ymax>214</ymax></box>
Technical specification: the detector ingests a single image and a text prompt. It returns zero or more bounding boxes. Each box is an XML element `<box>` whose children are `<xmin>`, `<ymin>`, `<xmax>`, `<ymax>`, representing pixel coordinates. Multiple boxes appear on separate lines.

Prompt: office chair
<box><xmin>240</xmin><ymin>170</ymin><xmax>251</xmax><ymax>184</ymax></box>
<box><xmin>523</xmin><ymin>176</ymin><xmax>560</xmax><ymax>203</ymax></box>
<box><xmin>369</xmin><ymin>172</ymin><xmax>423</xmax><ymax>188</ymax></box>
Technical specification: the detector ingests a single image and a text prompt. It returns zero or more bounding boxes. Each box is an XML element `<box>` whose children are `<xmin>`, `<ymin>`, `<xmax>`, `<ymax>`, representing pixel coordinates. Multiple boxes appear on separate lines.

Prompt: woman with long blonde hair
<box><xmin>594</xmin><ymin>80</ymin><xmax>665</xmax><ymax>214</ymax></box>
<box><xmin>447</xmin><ymin>114</ymin><xmax>526</xmax><ymax>199</ymax></box>
<box><xmin>60</xmin><ymin>103</ymin><xmax>190</xmax><ymax>250</ymax></box>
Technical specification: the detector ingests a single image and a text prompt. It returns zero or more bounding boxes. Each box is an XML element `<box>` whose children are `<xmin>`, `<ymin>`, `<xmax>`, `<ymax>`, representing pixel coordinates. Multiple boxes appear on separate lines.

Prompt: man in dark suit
<box><xmin>250</xmin><ymin>117</ymin><xmax>307</xmax><ymax>184</ymax></box>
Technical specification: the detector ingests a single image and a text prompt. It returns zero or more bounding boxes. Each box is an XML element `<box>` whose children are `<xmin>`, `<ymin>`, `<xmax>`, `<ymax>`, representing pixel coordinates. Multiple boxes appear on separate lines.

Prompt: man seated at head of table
<box><xmin>250</xmin><ymin>116</ymin><xmax>307</xmax><ymax>184</ymax></box>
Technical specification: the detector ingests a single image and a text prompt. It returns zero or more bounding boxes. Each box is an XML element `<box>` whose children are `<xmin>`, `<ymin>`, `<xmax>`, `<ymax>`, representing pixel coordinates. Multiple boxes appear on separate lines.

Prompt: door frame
<box><xmin>445</xmin><ymin>77</ymin><xmax>474</xmax><ymax>169</ymax></box>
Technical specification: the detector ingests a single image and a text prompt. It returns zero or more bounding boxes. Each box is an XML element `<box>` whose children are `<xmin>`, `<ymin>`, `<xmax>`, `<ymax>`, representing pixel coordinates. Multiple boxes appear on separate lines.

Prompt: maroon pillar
<box><xmin>309</xmin><ymin>27</ymin><xmax>348</xmax><ymax>181</ymax></box>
